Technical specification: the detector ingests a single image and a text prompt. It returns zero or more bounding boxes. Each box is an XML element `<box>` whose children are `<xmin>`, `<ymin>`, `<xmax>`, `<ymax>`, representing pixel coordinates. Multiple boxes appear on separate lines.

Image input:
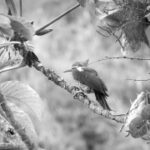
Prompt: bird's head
<box><xmin>64</xmin><ymin>59</ymin><xmax>89</xmax><ymax>73</ymax></box>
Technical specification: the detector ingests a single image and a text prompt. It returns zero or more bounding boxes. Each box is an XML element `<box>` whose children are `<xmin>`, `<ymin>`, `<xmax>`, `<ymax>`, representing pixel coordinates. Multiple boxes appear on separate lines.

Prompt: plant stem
<box><xmin>35</xmin><ymin>3</ymin><xmax>80</xmax><ymax>34</ymax></box>
<box><xmin>19</xmin><ymin>0</ymin><xmax>22</xmax><ymax>16</ymax></box>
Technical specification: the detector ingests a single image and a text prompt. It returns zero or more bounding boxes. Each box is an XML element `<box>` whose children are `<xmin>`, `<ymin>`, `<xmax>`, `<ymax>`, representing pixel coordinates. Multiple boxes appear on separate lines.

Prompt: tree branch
<box><xmin>127</xmin><ymin>78</ymin><xmax>150</xmax><ymax>82</ymax></box>
<box><xmin>32</xmin><ymin>61</ymin><xmax>125</xmax><ymax>123</ymax></box>
<box><xmin>89</xmin><ymin>56</ymin><xmax>150</xmax><ymax>65</ymax></box>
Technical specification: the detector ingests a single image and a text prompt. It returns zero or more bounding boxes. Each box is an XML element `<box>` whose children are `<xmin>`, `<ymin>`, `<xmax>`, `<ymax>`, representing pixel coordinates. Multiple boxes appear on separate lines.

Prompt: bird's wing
<box><xmin>82</xmin><ymin>67</ymin><xmax>98</xmax><ymax>76</ymax></box>
<box><xmin>80</xmin><ymin>68</ymin><xmax>108</xmax><ymax>94</ymax></box>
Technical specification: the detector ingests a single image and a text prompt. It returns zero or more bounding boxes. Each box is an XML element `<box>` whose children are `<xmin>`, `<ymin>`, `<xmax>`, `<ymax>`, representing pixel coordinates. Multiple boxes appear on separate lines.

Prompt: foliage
<box><xmin>0</xmin><ymin>0</ymin><xmax>150</xmax><ymax>150</ymax></box>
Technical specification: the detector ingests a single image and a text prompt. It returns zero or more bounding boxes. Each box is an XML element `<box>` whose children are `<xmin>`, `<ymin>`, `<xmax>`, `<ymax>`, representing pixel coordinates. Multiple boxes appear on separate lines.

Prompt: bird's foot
<box><xmin>83</xmin><ymin>87</ymin><xmax>93</xmax><ymax>94</ymax></box>
<box><xmin>71</xmin><ymin>86</ymin><xmax>86</xmax><ymax>99</ymax></box>
<box><xmin>77</xmin><ymin>84</ymin><xmax>93</xmax><ymax>94</ymax></box>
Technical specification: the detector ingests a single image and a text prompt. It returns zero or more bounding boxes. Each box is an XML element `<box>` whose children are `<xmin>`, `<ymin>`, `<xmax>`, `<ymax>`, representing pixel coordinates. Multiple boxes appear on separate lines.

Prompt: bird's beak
<box><xmin>64</xmin><ymin>69</ymin><xmax>72</xmax><ymax>73</ymax></box>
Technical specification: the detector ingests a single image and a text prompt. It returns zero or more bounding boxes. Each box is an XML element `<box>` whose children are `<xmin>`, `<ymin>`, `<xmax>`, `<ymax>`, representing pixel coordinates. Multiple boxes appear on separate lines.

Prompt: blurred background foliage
<box><xmin>0</xmin><ymin>0</ymin><xmax>150</xmax><ymax>149</ymax></box>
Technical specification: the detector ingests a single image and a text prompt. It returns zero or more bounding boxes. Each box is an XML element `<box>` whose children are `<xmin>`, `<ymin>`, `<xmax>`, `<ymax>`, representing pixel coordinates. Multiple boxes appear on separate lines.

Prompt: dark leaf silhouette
<box><xmin>36</xmin><ymin>29</ymin><xmax>53</xmax><ymax>36</ymax></box>
<box><xmin>97</xmin><ymin>0</ymin><xmax>150</xmax><ymax>52</ymax></box>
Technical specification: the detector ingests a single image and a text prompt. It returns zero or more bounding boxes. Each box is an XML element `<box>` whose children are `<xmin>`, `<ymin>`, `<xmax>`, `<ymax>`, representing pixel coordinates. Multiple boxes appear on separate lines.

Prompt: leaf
<box><xmin>5</xmin><ymin>0</ymin><xmax>17</xmax><ymax>16</ymax></box>
<box><xmin>35</xmin><ymin>29</ymin><xmax>53</xmax><ymax>36</ymax></box>
<box><xmin>7</xmin><ymin>102</ymin><xmax>39</xmax><ymax>145</ymax></box>
<box><xmin>0</xmin><ymin>81</ymin><xmax>44</xmax><ymax>135</ymax></box>
<box><xmin>0</xmin><ymin>39</ymin><xmax>23</xmax><ymax>73</ymax></box>
<box><xmin>97</xmin><ymin>0</ymin><xmax>150</xmax><ymax>52</ymax></box>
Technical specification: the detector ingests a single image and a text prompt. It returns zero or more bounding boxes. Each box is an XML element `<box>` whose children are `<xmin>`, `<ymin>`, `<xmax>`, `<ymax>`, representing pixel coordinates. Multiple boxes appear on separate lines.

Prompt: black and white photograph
<box><xmin>0</xmin><ymin>0</ymin><xmax>150</xmax><ymax>150</ymax></box>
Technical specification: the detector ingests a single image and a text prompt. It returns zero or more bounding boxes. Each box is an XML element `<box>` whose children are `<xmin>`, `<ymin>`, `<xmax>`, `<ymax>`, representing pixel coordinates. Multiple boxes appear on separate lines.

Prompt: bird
<box><xmin>0</xmin><ymin>14</ymin><xmax>34</xmax><ymax>42</ymax></box>
<box><xmin>0</xmin><ymin>0</ymin><xmax>39</xmax><ymax>67</ymax></box>
<box><xmin>64</xmin><ymin>60</ymin><xmax>111</xmax><ymax>110</ymax></box>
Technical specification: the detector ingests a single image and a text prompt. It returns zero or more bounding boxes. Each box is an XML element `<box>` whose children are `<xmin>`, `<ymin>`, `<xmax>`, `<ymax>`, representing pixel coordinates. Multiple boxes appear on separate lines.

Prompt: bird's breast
<box><xmin>72</xmin><ymin>69</ymin><xmax>85</xmax><ymax>83</ymax></box>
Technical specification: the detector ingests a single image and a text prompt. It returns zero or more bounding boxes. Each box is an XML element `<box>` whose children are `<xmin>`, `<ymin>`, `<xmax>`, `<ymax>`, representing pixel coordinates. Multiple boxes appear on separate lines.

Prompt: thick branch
<box><xmin>33</xmin><ymin>62</ymin><xmax>125</xmax><ymax>123</ymax></box>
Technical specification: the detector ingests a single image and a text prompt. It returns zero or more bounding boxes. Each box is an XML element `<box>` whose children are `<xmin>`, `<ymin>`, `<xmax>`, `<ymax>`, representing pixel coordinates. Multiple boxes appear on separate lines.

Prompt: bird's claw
<box><xmin>71</xmin><ymin>86</ymin><xmax>86</xmax><ymax>99</ymax></box>
<box><xmin>73</xmin><ymin>91</ymin><xmax>86</xmax><ymax>99</ymax></box>
<box><xmin>84</xmin><ymin>87</ymin><xmax>93</xmax><ymax>94</ymax></box>
<box><xmin>71</xmin><ymin>86</ymin><xmax>80</xmax><ymax>91</ymax></box>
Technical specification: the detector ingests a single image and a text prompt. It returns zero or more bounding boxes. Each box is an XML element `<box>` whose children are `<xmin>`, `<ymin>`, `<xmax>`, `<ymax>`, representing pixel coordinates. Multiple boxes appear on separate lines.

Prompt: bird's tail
<box><xmin>94</xmin><ymin>90</ymin><xmax>111</xmax><ymax>111</ymax></box>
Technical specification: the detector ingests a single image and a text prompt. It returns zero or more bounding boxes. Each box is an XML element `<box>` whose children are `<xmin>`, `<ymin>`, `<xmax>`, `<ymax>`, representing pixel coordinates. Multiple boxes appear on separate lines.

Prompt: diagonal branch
<box><xmin>32</xmin><ymin>61</ymin><xmax>125</xmax><ymax>123</ymax></box>
<box><xmin>0</xmin><ymin>43</ymin><xmax>126</xmax><ymax>123</ymax></box>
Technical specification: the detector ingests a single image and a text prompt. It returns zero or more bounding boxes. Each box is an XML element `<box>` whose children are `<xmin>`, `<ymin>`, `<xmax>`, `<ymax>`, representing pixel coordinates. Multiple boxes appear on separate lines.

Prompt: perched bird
<box><xmin>0</xmin><ymin>14</ymin><xmax>34</xmax><ymax>42</ymax></box>
<box><xmin>64</xmin><ymin>60</ymin><xmax>111</xmax><ymax>110</ymax></box>
<box><xmin>0</xmin><ymin>0</ymin><xmax>39</xmax><ymax>67</ymax></box>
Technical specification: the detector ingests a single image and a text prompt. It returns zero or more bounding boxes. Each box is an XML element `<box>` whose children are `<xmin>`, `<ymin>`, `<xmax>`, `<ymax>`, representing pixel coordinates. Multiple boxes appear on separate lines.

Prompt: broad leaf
<box><xmin>7</xmin><ymin>102</ymin><xmax>39</xmax><ymax>146</ymax></box>
<box><xmin>0</xmin><ymin>81</ymin><xmax>44</xmax><ymax>135</ymax></box>
<box><xmin>0</xmin><ymin>38</ymin><xmax>23</xmax><ymax>73</ymax></box>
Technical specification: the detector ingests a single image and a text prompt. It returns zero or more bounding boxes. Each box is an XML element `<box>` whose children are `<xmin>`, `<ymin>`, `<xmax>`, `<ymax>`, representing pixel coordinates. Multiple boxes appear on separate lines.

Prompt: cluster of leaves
<box><xmin>78</xmin><ymin>0</ymin><xmax>150</xmax><ymax>54</ymax></box>
<box><xmin>1</xmin><ymin>0</ymin><xmax>150</xmax><ymax>149</ymax></box>
<box><xmin>123</xmin><ymin>92</ymin><xmax>150</xmax><ymax>140</ymax></box>
<box><xmin>0</xmin><ymin>1</ymin><xmax>55</xmax><ymax>149</ymax></box>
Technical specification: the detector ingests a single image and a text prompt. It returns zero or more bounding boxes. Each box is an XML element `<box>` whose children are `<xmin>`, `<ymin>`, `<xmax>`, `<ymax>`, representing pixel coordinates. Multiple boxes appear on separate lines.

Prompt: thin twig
<box><xmin>35</xmin><ymin>3</ymin><xmax>80</xmax><ymax>34</ymax></box>
<box><xmin>89</xmin><ymin>56</ymin><xmax>150</xmax><ymax>65</ymax></box>
<box><xmin>127</xmin><ymin>78</ymin><xmax>150</xmax><ymax>82</ymax></box>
